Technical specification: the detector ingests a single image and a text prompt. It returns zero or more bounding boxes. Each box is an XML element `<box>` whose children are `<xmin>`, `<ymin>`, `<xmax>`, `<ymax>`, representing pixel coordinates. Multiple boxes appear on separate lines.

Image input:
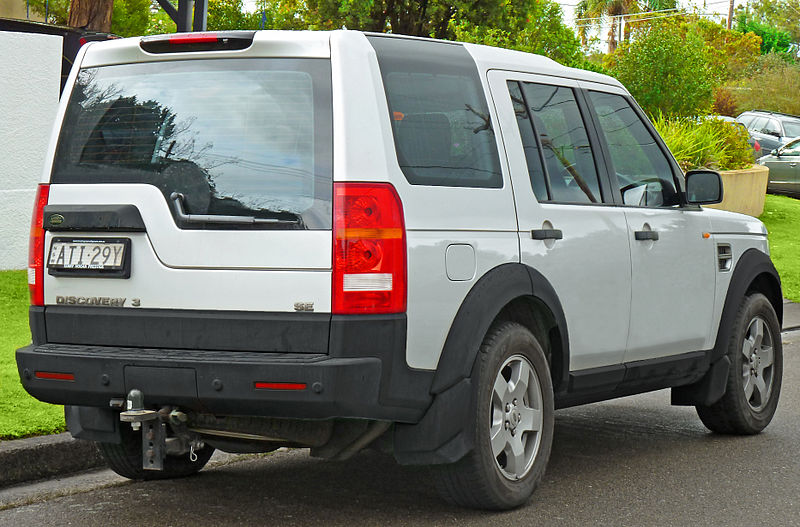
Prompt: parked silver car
<box><xmin>758</xmin><ymin>137</ymin><xmax>800</xmax><ymax>196</ymax></box>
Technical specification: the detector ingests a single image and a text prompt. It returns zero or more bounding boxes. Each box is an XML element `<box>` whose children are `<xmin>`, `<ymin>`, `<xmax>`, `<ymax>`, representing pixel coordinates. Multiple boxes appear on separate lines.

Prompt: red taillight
<box><xmin>333</xmin><ymin>183</ymin><xmax>406</xmax><ymax>315</ymax></box>
<box><xmin>754</xmin><ymin>140</ymin><xmax>761</xmax><ymax>152</ymax></box>
<box><xmin>168</xmin><ymin>32</ymin><xmax>220</xmax><ymax>45</ymax></box>
<box><xmin>35</xmin><ymin>371</ymin><xmax>74</xmax><ymax>381</ymax></box>
<box><xmin>28</xmin><ymin>184</ymin><xmax>50</xmax><ymax>306</ymax></box>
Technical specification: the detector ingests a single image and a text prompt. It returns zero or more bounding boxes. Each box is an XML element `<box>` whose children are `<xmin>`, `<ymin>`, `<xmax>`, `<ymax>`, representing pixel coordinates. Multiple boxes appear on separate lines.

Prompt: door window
<box><xmin>513</xmin><ymin>81</ymin><xmax>603</xmax><ymax>204</ymax></box>
<box><xmin>762</xmin><ymin>119</ymin><xmax>782</xmax><ymax>136</ymax></box>
<box><xmin>749</xmin><ymin>116</ymin><xmax>768</xmax><ymax>132</ymax></box>
<box><xmin>588</xmin><ymin>91</ymin><xmax>679</xmax><ymax>207</ymax></box>
<box><xmin>780</xmin><ymin>138</ymin><xmax>800</xmax><ymax>156</ymax></box>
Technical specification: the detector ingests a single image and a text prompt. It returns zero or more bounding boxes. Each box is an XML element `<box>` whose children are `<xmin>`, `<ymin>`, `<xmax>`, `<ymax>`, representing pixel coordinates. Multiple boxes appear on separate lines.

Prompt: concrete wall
<box><xmin>0</xmin><ymin>31</ymin><xmax>61</xmax><ymax>270</ymax></box>
<box><xmin>707</xmin><ymin>165</ymin><xmax>770</xmax><ymax>218</ymax></box>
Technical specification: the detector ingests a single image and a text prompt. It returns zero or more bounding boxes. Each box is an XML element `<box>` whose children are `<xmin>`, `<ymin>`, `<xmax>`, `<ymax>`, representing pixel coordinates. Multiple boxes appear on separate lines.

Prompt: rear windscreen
<box><xmin>52</xmin><ymin>58</ymin><xmax>332</xmax><ymax>229</ymax></box>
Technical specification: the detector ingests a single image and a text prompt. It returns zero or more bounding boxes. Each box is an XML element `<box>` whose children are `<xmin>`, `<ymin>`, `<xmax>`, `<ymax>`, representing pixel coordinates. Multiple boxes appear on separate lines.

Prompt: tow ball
<box><xmin>119</xmin><ymin>389</ymin><xmax>166</xmax><ymax>471</ymax></box>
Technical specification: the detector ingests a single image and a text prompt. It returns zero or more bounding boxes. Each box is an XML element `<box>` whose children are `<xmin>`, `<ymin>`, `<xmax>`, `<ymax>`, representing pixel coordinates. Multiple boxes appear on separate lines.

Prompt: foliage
<box><xmin>736</xmin><ymin>16</ymin><xmax>792</xmax><ymax>54</ymax></box>
<box><xmin>712</xmin><ymin>87</ymin><xmax>738</xmax><ymax>116</ymax></box>
<box><xmin>207</xmin><ymin>0</ymin><xmax>262</xmax><ymax>30</ymax></box>
<box><xmin>732</xmin><ymin>60</ymin><xmax>800</xmax><ymax>115</ymax></box>
<box><xmin>574</xmin><ymin>0</ymin><xmax>640</xmax><ymax>53</ymax></box>
<box><xmin>735</xmin><ymin>0</ymin><xmax>800</xmax><ymax>44</ymax></box>
<box><xmin>449</xmin><ymin>0</ymin><xmax>582</xmax><ymax>67</ymax></box>
<box><xmin>759</xmin><ymin>195</ymin><xmax>800</xmax><ymax>302</ymax></box>
<box><xmin>111</xmin><ymin>0</ymin><xmax>151</xmax><ymax>36</ymax></box>
<box><xmin>29</xmin><ymin>0</ymin><xmax>150</xmax><ymax>36</ymax></box>
<box><xmin>0</xmin><ymin>271</ymin><xmax>65</xmax><ymax>439</ymax></box>
<box><xmin>692</xmin><ymin>18</ymin><xmax>761</xmax><ymax>82</ymax></box>
<box><xmin>607</xmin><ymin>19</ymin><xmax>715</xmax><ymax>117</ymax></box>
<box><xmin>652</xmin><ymin>115</ymin><xmax>753</xmax><ymax>171</ymax></box>
<box><xmin>26</xmin><ymin>0</ymin><xmax>69</xmax><ymax>24</ymax></box>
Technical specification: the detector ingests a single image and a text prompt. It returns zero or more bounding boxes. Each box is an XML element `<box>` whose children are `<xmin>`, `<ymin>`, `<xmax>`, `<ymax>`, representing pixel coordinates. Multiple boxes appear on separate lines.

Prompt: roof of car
<box><xmin>741</xmin><ymin>109</ymin><xmax>800</xmax><ymax>121</ymax></box>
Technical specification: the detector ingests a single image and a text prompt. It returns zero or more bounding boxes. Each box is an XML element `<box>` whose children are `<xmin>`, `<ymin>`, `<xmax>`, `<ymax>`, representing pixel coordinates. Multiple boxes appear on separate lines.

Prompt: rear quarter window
<box><xmin>368</xmin><ymin>36</ymin><xmax>503</xmax><ymax>189</ymax></box>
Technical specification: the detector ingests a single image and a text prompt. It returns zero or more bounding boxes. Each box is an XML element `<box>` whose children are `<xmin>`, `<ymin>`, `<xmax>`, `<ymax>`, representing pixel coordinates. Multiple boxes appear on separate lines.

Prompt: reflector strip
<box><xmin>343</xmin><ymin>273</ymin><xmax>393</xmax><ymax>292</ymax></box>
<box><xmin>35</xmin><ymin>371</ymin><xmax>75</xmax><ymax>381</ymax></box>
<box><xmin>254</xmin><ymin>382</ymin><xmax>307</xmax><ymax>390</ymax></box>
<box><xmin>336</xmin><ymin>228</ymin><xmax>404</xmax><ymax>240</ymax></box>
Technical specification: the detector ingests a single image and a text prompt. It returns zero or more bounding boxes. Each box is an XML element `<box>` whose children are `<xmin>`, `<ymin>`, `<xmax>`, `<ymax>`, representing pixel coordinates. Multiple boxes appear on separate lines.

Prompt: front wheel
<box><xmin>696</xmin><ymin>293</ymin><xmax>783</xmax><ymax>434</ymax></box>
<box><xmin>432</xmin><ymin>322</ymin><xmax>554</xmax><ymax>510</ymax></box>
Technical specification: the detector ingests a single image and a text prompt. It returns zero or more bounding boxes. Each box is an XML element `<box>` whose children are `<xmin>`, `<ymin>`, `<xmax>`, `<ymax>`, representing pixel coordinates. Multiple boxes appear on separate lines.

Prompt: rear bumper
<box><xmin>17</xmin><ymin>310</ymin><xmax>433</xmax><ymax>423</ymax></box>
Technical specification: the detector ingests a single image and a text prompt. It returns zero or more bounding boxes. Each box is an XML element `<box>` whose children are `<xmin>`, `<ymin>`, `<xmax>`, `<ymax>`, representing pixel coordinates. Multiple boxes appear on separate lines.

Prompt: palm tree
<box><xmin>576</xmin><ymin>0</ymin><xmax>640</xmax><ymax>53</ymax></box>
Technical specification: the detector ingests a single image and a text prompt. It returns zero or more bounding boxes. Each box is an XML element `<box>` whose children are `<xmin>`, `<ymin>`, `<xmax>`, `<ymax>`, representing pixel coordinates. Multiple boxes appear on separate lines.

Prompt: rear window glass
<box><xmin>368</xmin><ymin>37</ymin><xmax>503</xmax><ymax>188</ymax></box>
<box><xmin>782</xmin><ymin>120</ymin><xmax>800</xmax><ymax>138</ymax></box>
<box><xmin>52</xmin><ymin>58</ymin><xmax>333</xmax><ymax>229</ymax></box>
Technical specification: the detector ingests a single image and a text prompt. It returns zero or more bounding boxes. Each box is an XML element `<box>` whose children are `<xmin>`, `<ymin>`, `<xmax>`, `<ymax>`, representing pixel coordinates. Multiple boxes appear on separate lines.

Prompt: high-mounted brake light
<box><xmin>28</xmin><ymin>184</ymin><xmax>50</xmax><ymax>306</ymax></box>
<box><xmin>140</xmin><ymin>31</ymin><xmax>255</xmax><ymax>54</ymax></box>
<box><xmin>333</xmin><ymin>183</ymin><xmax>406</xmax><ymax>315</ymax></box>
<box><xmin>168</xmin><ymin>32</ymin><xmax>220</xmax><ymax>45</ymax></box>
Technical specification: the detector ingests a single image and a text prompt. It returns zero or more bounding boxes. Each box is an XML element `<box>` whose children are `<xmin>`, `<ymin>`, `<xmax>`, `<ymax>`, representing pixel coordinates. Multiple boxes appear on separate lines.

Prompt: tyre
<box><xmin>696</xmin><ymin>293</ymin><xmax>782</xmax><ymax>434</ymax></box>
<box><xmin>433</xmin><ymin>321</ymin><xmax>555</xmax><ymax>510</ymax></box>
<box><xmin>98</xmin><ymin>423</ymin><xmax>215</xmax><ymax>480</ymax></box>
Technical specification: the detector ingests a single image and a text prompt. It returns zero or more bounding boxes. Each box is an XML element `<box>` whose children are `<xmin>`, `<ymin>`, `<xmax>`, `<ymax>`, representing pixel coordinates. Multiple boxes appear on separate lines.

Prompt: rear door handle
<box><xmin>531</xmin><ymin>229</ymin><xmax>563</xmax><ymax>240</ymax></box>
<box><xmin>634</xmin><ymin>230</ymin><xmax>659</xmax><ymax>241</ymax></box>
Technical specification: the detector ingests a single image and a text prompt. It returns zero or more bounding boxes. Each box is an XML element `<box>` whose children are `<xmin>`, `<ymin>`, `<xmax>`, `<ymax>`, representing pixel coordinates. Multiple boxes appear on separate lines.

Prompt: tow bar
<box><xmin>119</xmin><ymin>389</ymin><xmax>166</xmax><ymax>470</ymax></box>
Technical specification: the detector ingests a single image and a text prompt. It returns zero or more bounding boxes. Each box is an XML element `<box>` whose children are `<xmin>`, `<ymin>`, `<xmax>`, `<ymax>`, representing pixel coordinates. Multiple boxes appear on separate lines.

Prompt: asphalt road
<box><xmin>1</xmin><ymin>331</ymin><xmax>799</xmax><ymax>527</ymax></box>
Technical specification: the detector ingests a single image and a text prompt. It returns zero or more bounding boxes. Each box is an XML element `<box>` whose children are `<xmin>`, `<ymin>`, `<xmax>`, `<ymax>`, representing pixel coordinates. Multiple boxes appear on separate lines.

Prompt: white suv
<box><xmin>17</xmin><ymin>30</ymin><xmax>783</xmax><ymax>510</ymax></box>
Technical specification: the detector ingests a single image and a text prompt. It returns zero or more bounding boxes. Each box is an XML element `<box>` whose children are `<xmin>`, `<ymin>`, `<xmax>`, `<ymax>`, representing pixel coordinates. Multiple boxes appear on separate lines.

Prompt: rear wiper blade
<box><xmin>169</xmin><ymin>193</ymin><xmax>301</xmax><ymax>225</ymax></box>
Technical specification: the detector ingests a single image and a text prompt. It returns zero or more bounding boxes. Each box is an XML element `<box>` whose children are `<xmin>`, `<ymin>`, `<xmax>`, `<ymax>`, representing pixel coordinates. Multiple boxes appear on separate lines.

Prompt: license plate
<box><xmin>48</xmin><ymin>238</ymin><xmax>130</xmax><ymax>276</ymax></box>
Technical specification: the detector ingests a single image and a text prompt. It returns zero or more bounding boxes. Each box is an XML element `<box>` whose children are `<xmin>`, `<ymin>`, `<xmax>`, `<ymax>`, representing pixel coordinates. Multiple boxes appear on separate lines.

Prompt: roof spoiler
<box><xmin>140</xmin><ymin>31</ymin><xmax>256</xmax><ymax>53</ymax></box>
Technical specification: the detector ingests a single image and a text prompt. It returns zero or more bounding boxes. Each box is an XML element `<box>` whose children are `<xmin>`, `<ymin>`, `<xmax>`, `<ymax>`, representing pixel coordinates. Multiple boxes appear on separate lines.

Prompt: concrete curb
<box><xmin>0</xmin><ymin>433</ymin><xmax>104</xmax><ymax>488</ymax></box>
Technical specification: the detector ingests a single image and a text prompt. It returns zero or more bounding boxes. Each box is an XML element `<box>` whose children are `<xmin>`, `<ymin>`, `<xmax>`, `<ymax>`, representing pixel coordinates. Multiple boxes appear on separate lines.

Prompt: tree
<box><xmin>449</xmin><ymin>0</ymin><xmax>582</xmax><ymax>67</ymax></box>
<box><xmin>574</xmin><ymin>0</ymin><xmax>640</xmax><ymax>53</ymax></box>
<box><xmin>68</xmin><ymin>0</ymin><xmax>114</xmax><ymax>32</ymax></box>
<box><xmin>735</xmin><ymin>0</ymin><xmax>800</xmax><ymax>44</ymax></box>
<box><xmin>28</xmin><ymin>0</ymin><xmax>150</xmax><ymax>36</ymax></box>
<box><xmin>735</xmin><ymin>15</ymin><xmax>792</xmax><ymax>53</ymax></box>
<box><xmin>607</xmin><ymin>18</ymin><xmax>715</xmax><ymax>117</ymax></box>
<box><xmin>692</xmin><ymin>17</ymin><xmax>761</xmax><ymax>81</ymax></box>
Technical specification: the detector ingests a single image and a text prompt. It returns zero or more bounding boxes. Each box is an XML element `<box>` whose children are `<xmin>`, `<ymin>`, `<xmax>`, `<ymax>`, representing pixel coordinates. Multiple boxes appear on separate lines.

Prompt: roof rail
<box><xmin>750</xmin><ymin>109</ymin><xmax>800</xmax><ymax>120</ymax></box>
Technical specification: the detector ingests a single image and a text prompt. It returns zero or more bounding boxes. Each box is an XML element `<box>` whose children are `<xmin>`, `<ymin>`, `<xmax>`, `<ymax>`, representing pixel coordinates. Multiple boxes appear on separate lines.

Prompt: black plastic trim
<box><xmin>43</xmin><ymin>205</ymin><xmax>146</xmax><ymax>232</ymax></box>
<box><xmin>394</xmin><ymin>263</ymin><xmax>569</xmax><ymax>465</ymax></box>
<box><xmin>19</xmin><ymin>312</ymin><xmax>433</xmax><ymax>426</ymax></box>
<box><xmin>43</xmin><ymin>307</ymin><xmax>330</xmax><ymax>354</ymax></box>
<box><xmin>555</xmin><ymin>350</ymin><xmax>710</xmax><ymax>409</ymax></box>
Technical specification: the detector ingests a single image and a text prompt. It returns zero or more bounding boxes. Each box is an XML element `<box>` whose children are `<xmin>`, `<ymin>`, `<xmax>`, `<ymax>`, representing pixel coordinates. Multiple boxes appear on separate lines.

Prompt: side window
<box><xmin>738</xmin><ymin>114</ymin><xmax>755</xmax><ymax>128</ymax></box>
<box><xmin>368</xmin><ymin>37</ymin><xmax>503</xmax><ymax>188</ymax></box>
<box><xmin>518</xmin><ymin>82</ymin><xmax>603</xmax><ymax>204</ymax></box>
<box><xmin>507</xmin><ymin>82</ymin><xmax>548</xmax><ymax>201</ymax></box>
<box><xmin>749</xmin><ymin>116</ymin><xmax>768</xmax><ymax>132</ymax></box>
<box><xmin>781</xmin><ymin>140</ymin><xmax>800</xmax><ymax>156</ymax></box>
<box><xmin>763</xmin><ymin>119</ymin><xmax>781</xmax><ymax>136</ymax></box>
<box><xmin>588</xmin><ymin>91</ymin><xmax>679</xmax><ymax>208</ymax></box>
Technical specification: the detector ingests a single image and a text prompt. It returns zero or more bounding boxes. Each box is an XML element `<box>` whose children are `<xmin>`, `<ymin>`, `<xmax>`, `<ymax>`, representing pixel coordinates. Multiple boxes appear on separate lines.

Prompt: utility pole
<box><xmin>728</xmin><ymin>0</ymin><xmax>735</xmax><ymax>29</ymax></box>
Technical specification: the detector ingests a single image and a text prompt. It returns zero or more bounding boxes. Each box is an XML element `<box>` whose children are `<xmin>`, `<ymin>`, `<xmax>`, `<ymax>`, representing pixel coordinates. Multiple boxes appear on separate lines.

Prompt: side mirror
<box><xmin>685</xmin><ymin>169</ymin><xmax>723</xmax><ymax>205</ymax></box>
<box><xmin>772</xmin><ymin>148</ymin><xmax>780</xmax><ymax>157</ymax></box>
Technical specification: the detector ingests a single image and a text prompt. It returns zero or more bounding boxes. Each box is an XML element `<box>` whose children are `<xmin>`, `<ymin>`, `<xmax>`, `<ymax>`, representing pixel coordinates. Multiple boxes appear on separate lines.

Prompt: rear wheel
<box><xmin>696</xmin><ymin>293</ymin><xmax>782</xmax><ymax>434</ymax></box>
<box><xmin>98</xmin><ymin>423</ymin><xmax>214</xmax><ymax>480</ymax></box>
<box><xmin>433</xmin><ymin>322</ymin><xmax>554</xmax><ymax>510</ymax></box>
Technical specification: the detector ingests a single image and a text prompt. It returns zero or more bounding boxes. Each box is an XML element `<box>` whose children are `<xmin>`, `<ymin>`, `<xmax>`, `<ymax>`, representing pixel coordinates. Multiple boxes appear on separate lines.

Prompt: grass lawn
<box><xmin>759</xmin><ymin>194</ymin><xmax>800</xmax><ymax>303</ymax></box>
<box><xmin>0</xmin><ymin>270</ymin><xmax>65</xmax><ymax>439</ymax></box>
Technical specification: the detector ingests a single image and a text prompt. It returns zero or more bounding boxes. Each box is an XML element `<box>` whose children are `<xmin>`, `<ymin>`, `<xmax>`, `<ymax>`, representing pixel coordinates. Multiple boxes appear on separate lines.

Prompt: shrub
<box><xmin>712</xmin><ymin>87</ymin><xmax>738</xmax><ymax>116</ymax></box>
<box><xmin>732</xmin><ymin>61</ymin><xmax>800</xmax><ymax>115</ymax></box>
<box><xmin>652</xmin><ymin>115</ymin><xmax>753</xmax><ymax>171</ymax></box>
<box><xmin>607</xmin><ymin>19</ymin><xmax>715</xmax><ymax>117</ymax></box>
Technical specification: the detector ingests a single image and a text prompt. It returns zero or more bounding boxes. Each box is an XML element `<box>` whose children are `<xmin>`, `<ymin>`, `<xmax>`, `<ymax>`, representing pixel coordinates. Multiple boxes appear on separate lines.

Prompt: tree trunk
<box><xmin>68</xmin><ymin>0</ymin><xmax>114</xmax><ymax>32</ymax></box>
